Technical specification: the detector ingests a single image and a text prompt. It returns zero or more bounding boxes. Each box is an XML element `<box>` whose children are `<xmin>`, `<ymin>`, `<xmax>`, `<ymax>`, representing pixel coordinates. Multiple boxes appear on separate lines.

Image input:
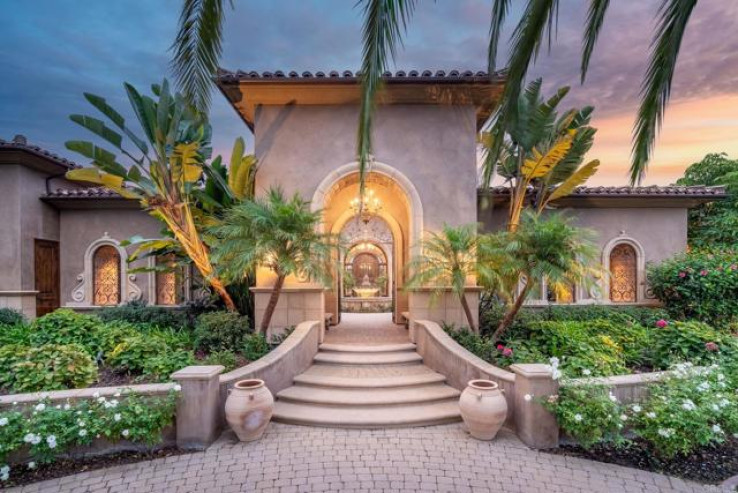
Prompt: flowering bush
<box><xmin>631</xmin><ymin>363</ymin><xmax>738</xmax><ymax>457</ymax></box>
<box><xmin>0</xmin><ymin>389</ymin><xmax>178</xmax><ymax>482</ymax></box>
<box><xmin>648</xmin><ymin>250</ymin><xmax>738</xmax><ymax>324</ymax></box>
<box><xmin>0</xmin><ymin>345</ymin><xmax>98</xmax><ymax>393</ymax></box>
<box><xmin>543</xmin><ymin>384</ymin><xmax>626</xmax><ymax>448</ymax></box>
<box><xmin>650</xmin><ymin>321</ymin><xmax>737</xmax><ymax>369</ymax></box>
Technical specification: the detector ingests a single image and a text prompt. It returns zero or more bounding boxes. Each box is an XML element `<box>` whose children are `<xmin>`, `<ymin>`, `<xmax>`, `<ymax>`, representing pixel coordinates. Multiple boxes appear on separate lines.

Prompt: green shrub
<box><xmin>201</xmin><ymin>350</ymin><xmax>239</xmax><ymax>371</ymax></box>
<box><xmin>93</xmin><ymin>321</ymin><xmax>141</xmax><ymax>355</ymax></box>
<box><xmin>97</xmin><ymin>300</ymin><xmax>191</xmax><ymax>330</ymax></box>
<box><xmin>544</xmin><ymin>384</ymin><xmax>625</xmax><ymax>448</ymax></box>
<box><xmin>29</xmin><ymin>309</ymin><xmax>102</xmax><ymax>355</ymax></box>
<box><xmin>651</xmin><ymin>320</ymin><xmax>737</xmax><ymax>369</ymax></box>
<box><xmin>0</xmin><ymin>344</ymin><xmax>98</xmax><ymax>393</ymax></box>
<box><xmin>0</xmin><ymin>390</ymin><xmax>177</xmax><ymax>474</ymax></box>
<box><xmin>0</xmin><ymin>322</ymin><xmax>31</xmax><ymax>346</ymax></box>
<box><xmin>648</xmin><ymin>250</ymin><xmax>738</xmax><ymax>324</ymax></box>
<box><xmin>0</xmin><ymin>308</ymin><xmax>25</xmax><ymax>326</ymax></box>
<box><xmin>194</xmin><ymin>311</ymin><xmax>250</xmax><ymax>352</ymax></box>
<box><xmin>141</xmin><ymin>350</ymin><xmax>195</xmax><ymax>381</ymax></box>
<box><xmin>106</xmin><ymin>335</ymin><xmax>170</xmax><ymax>373</ymax></box>
<box><xmin>243</xmin><ymin>333</ymin><xmax>270</xmax><ymax>361</ymax></box>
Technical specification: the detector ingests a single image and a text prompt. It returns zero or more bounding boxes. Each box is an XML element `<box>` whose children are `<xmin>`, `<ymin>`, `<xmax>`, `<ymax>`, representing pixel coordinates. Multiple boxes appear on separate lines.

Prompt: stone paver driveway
<box><xmin>9</xmin><ymin>423</ymin><xmax>726</xmax><ymax>493</ymax></box>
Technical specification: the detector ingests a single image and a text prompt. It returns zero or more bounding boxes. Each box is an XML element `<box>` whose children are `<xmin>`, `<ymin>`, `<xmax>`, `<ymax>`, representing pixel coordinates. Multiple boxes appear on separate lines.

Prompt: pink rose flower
<box><xmin>705</xmin><ymin>342</ymin><xmax>719</xmax><ymax>352</ymax></box>
<box><xmin>700</xmin><ymin>269</ymin><xmax>708</xmax><ymax>276</ymax></box>
<box><xmin>678</xmin><ymin>272</ymin><xmax>687</xmax><ymax>278</ymax></box>
<box><xmin>656</xmin><ymin>319</ymin><xmax>668</xmax><ymax>328</ymax></box>
<box><xmin>502</xmin><ymin>347</ymin><xmax>513</xmax><ymax>357</ymax></box>
<box><xmin>730</xmin><ymin>264</ymin><xmax>737</xmax><ymax>271</ymax></box>
<box><xmin>496</xmin><ymin>344</ymin><xmax>504</xmax><ymax>351</ymax></box>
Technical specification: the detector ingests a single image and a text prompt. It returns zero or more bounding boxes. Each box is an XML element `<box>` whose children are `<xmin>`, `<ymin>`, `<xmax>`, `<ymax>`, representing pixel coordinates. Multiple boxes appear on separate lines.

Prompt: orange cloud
<box><xmin>587</xmin><ymin>94</ymin><xmax>738</xmax><ymax>185</ymax></box>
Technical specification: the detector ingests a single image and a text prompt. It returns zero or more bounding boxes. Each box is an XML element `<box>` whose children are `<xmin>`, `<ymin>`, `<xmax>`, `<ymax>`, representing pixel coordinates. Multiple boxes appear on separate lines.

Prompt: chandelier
<box><xmin>350</xmin><ymin>189</ymin><xmax>382</xmax><ymax>224</ymax></box>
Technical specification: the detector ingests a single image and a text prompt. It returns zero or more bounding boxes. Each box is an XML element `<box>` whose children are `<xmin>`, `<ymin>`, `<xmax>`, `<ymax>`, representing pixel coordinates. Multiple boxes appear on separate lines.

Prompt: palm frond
<box><xmin>170</xmin><ymin>0</ymin><xmax>231</xmax><ymax>113</ymax></box>
<box><xmin>630</xmin><ymin>0</ymin><xmax>696</xmax><ymax>184</ymax></box>
<box><xmin>357</xmin><ymin>0</ymin><xmax>416</xmax><ymax>193</ymax></box>
<box><xmin>488</xmin><ymin>0</ymin><xmax>512</xmax><ymax>74</ymax></box>
<box><xmin>581</xmin><ymin>0</ymin><xmax>610</xmax><ymax>83</ymax></box>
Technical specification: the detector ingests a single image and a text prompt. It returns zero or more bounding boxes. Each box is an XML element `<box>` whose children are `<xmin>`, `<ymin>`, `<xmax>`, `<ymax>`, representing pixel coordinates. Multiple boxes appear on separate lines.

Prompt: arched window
<box><xmin>93</xmin><ymin>245</ymin><xmax>121</xmax><ymax>306</ymax></box>
<box><xmin>610</xmin><ymin>243</ymin><xmax>637</xmax><ymax>303</ymax></box>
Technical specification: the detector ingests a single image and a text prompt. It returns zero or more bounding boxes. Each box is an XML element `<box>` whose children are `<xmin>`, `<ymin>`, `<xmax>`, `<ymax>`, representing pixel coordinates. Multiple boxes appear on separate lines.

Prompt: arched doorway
<box><xmin>313</xmin><ymin>163</ymin><xmax>421</xmax><ymax>324</ymax></box>
<box><xmin>341</xmin><ymin>218</ymin><xmax>393</xmax><ymax>313</ymax></box>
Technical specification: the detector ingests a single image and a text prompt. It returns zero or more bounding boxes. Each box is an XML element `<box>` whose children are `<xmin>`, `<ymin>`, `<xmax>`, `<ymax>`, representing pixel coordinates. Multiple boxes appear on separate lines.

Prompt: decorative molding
<box><xmin>68</xmin><ymin>233</ymin><xmax>142</xmax><ymax>307</ymax></box>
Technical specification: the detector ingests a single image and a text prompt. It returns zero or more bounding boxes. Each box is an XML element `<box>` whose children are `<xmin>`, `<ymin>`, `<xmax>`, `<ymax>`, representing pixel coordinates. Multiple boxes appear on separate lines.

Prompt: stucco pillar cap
<box><xmin>171</xmin><ymin>365</ymin><xmax>224</xmax><ymax>381</ymax></box>
<box><xmin>509</xmin><ymin>363</ymin><xmax>553</xmax><ymax>379</ymax></box>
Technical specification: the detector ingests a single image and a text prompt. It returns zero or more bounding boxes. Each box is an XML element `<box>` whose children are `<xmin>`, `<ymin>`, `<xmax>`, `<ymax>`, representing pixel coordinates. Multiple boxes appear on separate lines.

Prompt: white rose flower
<box><xmin>46</xmin><ymin>435</ymin><xmax>57</xmax><ymax>449</ymax></box>
<box><xmin>524</xmin><ymin>394</ymin><xmax>532</xmax><ymax>402</ymax></box>
<box><xmin>23</xmin><ymin>433</ymin><xmax>35</xmax><ymax>443</ymax></box>
<box><xmin>78</xmin><ymin>420</ymin><xmax>85</xmax><ymax>427</ymax></box>
<box><xmin>114</xmin><ymin>413</ymin><xmax>122</xmax><ymax>422</ymax></box>
<box><xmin>646</xmin><ymin>412</ymin><xmax>656</xmax><ymax>419</ymax></box>
<box><xmin>27</xmin><ymin>462</ymin><xmax>36</xmax><ymax>470</ymax></box>
<box><xmin>697</xmin><ymin>382</ymin><xmax>710</xmax><ymax>392</ymax></box>
<box><xmin>712</xmin><ymin>404</ymin><xmax>720</xmax><ymax>411</ymax></box>
<box><xmin>657</xmin><ymin>428</ymin><xmax>673</xmax><ymax>438</ymax></box>
<box><xmin>620</xmin><ymin>414</ymin><xmax>628</xmax><ymax>422</ymax></box>
<box><xmin>110</xmin><ymin>400</ymin><xmax>119</xmax><ymax>408</ymax></box>
<box><xmin>97</xmin><ymin>397</ymin><xmax>106</xmax><ymax>404</ymax></box>
<box><xmin>608</xmin><ymin>392</ymin><xmax>618</xmax><ymax>403</ymax></box>
<box><xmin>173</xmin><ymin>384</ymin><xmax>182</xmax><ymax>392</ymax></box>
<box><xmin>632</xmin><ymin>405</ymin><xmax>641</xmax><ymax>413</ymax></box>
<box><xmin>78</xmin><ymin>429</ymin><xmax>87</xmax><ymax>437</ymax></box>
<box><xmin>34</xmin><ymin>403</ymin><xmax>45</xmax><ymax>412</ymax></box>
<box><xmin>712</xmin><ymin>424</ymin><xmax>723</xmax><ymax>434</ymax></box>
<box><xmin>63</xmin><ymin>404</ymin><xmax>71</xmax><ymax>410</ymax></box>
<box><xmin>681</xmin><ymin>400</ymin><xmax>696</xmax><ymax>411</ymax></box>
<box><xmin>122</xmin><ymin>429</ymin><xmax>130</xmax><ymax>437</ymax></box>
<box><xmin>31</xmin><ymin>435</ymin><xmax>41</xmax><ymax>445</ymax></box>
<box><xmin>582</xmin><ymin>369</ymin><xmax>591</xmax><ymax>376</ymax></box>
<box><xmin>92</xmin><ymin>392</ymin><xmax>100</xmax><ymax>399</ymax></box>
<box><xmin>573</xmin><ymin>414</ymin><xmax>583</xmax><ymax>423</ymax></box>
<box><xmin>0</xmin><ymin>418</ymin><xmax>8</xmax><ymax>427</ymax></box>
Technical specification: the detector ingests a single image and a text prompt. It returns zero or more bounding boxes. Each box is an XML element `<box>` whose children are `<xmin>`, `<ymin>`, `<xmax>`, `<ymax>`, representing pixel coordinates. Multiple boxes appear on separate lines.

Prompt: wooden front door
<box><xmin>34</xmin><ymin>239</ymin><xmax>60</xmax><ymax>317</ymax></box>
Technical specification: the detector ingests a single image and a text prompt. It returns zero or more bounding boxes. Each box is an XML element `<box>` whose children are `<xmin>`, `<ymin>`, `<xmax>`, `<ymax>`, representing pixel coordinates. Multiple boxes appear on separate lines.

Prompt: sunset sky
<box><xmin>2</xmin><ymin>0</ymin><xmax>737</xmax><ymax>185</ymax></box>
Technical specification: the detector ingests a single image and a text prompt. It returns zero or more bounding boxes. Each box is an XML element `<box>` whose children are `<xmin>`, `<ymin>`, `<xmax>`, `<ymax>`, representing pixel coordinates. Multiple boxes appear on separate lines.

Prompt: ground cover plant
<box><xmin>0</xmin><ymin>306</ymin><xmax>278</xmax><ymax>395</ymax></box>
<box><xmin>0</xmin><ymin>389</ymin><xmax>178</xmax><ymax>485</ymax></box>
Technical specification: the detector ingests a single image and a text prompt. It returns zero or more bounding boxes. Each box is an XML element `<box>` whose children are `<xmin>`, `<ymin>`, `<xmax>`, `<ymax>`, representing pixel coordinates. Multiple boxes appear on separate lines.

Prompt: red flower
<box><xmin>678</xmin><ymin>272</ymin><xmax>687</xmax><ymax>278</ymax></box>
<box><xmin>705</xmin><ymin>342</ymin><xmax>719</xmax><ymax>352</ymax></box>
<box><xmin>656</xmin><ymin>319</ymin><xmax>668</xmax><ymax>328</ymax></box>
<box><xmin>497</xmin><ymin>344</ymin><xmax>504</xmax><ymax>351</ymax></box>
<box><xmin>502</xmin><ymin>347</ymin><xmax>513</xmax><ymax>357</ymax></box>
<box><xmin>700</xmin><ymin>269</ymin><xmax>708</xmax><ymax>276</ymax></box>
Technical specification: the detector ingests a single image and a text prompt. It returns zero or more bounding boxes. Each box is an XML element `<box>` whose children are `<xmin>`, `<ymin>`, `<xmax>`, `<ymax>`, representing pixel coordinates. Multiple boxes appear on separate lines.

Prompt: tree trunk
<box><xmin>209</xmin><ymin>277</ymin><xmax>237</xmax><ymax>312</ymax></box>
<box><xmin>492</xmin><ymin>283</ymin><xmax>532</xmax><ymax>341</ymax></box>
<box><xmin>459</xmin><ymin>291</ymin><xmax>477</xmax><ymax>334</ymax></box>
<box><xmin>259</xmin><ymin>274</ymin><xmax>286</xmax><ymax>335</ymax></box>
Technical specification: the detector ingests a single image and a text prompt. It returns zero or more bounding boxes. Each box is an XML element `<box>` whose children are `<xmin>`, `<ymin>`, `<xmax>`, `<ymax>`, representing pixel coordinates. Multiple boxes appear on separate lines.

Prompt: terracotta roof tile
<box><xmin>488</xmin><ymin>185</ymin><xmax>727</xmax><ymax>197</ymax></box>
<box><xmin>0</xmin><ymin>138</ymin><xmax>79</xmax><ymax>170</ymax></box>
<box><xmin>216</xmin><ymin>69</ymin><xmax>498</xmax><ymax>84</ymax></box>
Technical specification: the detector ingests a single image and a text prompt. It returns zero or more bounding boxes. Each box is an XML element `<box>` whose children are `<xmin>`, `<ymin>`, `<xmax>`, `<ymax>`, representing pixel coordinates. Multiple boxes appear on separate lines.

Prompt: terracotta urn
<box><xmin>225</xmin><ymin>379</ymin><xmax>274</xmax><ymax>442</ymax></box>
<box><xmin>459</xmin><ymin>379</ymin><xmax>508</xmax><ymax>440</ymax></box>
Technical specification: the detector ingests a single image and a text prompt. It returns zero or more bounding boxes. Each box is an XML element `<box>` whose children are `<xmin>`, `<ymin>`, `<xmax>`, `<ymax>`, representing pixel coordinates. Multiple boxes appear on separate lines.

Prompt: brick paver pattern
<box><xmin>8</xmin><ymin>423</ymin><xmax>726</xmax><ymax>493</ymax></box>
<box><xmin>324</xmin><ymin>313</ymin><xmax>409</xmax><ymax>345</ymax></box>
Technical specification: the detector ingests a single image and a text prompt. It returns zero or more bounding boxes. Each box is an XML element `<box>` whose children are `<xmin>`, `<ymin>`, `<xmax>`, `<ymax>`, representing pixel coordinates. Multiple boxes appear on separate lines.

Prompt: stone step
<box><xmin>313</xmin><ymin>351</ymin><xmax>423</xmax><ymax>366</ymax></box>
<box><xmin>272</xmin><ymin>400</ymin><xmax>461</xmax><ymax>428</ymax></box>
<box><xmin>318</xmin><ymin>342</ymin><xmax>416</xmax><ymax>353</ymax></box>
<box><xmin>293</xmin><ymin>368</ymin><xmax>447</xmax><ymax>389</ymax></box>
<box><xmin>277</xmin><ymin>384</ymin><xmax>460</xmax><ymax>406</ymax></box>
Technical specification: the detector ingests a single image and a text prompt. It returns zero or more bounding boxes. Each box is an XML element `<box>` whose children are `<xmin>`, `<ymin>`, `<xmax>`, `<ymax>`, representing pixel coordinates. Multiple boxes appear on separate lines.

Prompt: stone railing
<box><xmin>412</xmin><ymin>320</ymin><xmax>559</xmax><ymax>449</ymax></box>
<box><xmin>564</xmin><ymin>370</ymin><xmax>673</xmax><ymax>403</ymax></box>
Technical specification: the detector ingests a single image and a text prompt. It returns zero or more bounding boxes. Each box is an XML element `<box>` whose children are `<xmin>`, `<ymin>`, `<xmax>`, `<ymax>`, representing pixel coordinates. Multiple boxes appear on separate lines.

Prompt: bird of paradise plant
<box><xmin>64</xmin><ymin>79</ymin><xmax>243</xmax><ymax>311</ymax></box>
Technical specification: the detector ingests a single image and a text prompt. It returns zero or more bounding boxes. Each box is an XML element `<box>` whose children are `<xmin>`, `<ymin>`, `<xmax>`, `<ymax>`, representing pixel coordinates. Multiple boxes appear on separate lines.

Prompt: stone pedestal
<box><xmin>171</xmin><ymin>365</ymin><xmax>225</xmax><ymax>450</ymax></box>
<box><xmin>510</xmin><ymin>363</ymin><xmax>559</xmax><ymax>449</ymax></box>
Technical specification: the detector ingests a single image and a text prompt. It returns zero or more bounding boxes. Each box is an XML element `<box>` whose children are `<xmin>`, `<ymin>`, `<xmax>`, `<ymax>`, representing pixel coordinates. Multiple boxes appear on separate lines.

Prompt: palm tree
<box><xmin>478</xmin><ymin>211</ymin><xmax>599</xmax><ymax>340</ymax></box>
<box><xmin>405</xmin><ymin>224</ymin><xmax>479</xmax><ymax>332</ymax></box>
<box><xmin>355</xmin><ymin>0</ymin><xmax>698</xmax><ymax>185</ymax></box>
<box><xmin>481</xmin><ymin>78</ymin><xmax>600</xmax><ymax>231</ymax></box>
<box><xmin>209</xmin><ymin>187</ymin><xmax>338</xmax><ymax>334</ymax></box>
<box><xmin>65</xmin><ymin>79</ymin><xmax>239</xmax><ymax>311</ymax></box>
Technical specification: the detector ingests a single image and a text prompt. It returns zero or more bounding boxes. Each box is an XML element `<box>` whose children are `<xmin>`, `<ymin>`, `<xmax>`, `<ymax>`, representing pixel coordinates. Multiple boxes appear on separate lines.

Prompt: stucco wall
<box><xmin>59</xmin><ymin>208</ymin><xmax>162</xmax><ymax>305</ymax></box>
<box><xmin>254</xmin><ymin>104</ymin><xmax>479</xmax><ymax>233</ymax></box>
<box><xmin>0</xmin><ymin>165</ymin><xmax>22</xmax><ymax>289</ymax></box>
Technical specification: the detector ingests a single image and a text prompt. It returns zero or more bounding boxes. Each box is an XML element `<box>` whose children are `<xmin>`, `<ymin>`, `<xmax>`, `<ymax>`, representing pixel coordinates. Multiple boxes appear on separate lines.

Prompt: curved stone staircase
<box><xmin>272</xmin><ymin>341</ymin><xmax>462</xmax><ymax>428</ymax></box>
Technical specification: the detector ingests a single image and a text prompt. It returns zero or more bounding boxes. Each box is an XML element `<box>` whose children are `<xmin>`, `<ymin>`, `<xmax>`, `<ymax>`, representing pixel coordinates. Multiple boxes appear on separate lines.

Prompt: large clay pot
<box><xmin>225</xmin><ymin>379</ymin><xmax>274</xmax><ymax>442</ymax></box>
<box><xmin>459</xmin><ymin>379</ymin><xmax>508</xmax><ymax>440</ymax></box>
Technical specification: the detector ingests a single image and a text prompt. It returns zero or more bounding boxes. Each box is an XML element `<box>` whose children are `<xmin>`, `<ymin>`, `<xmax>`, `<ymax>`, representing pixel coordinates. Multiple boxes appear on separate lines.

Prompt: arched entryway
<box><xmin>313</xmin><ymin>162</ymin><xmax>422</xmax><ymax>324</ymax></box>
<box><xmin>341</xmin><ymin>218</ymin><xmax>393</xmax><ymax>313</ymax></box>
